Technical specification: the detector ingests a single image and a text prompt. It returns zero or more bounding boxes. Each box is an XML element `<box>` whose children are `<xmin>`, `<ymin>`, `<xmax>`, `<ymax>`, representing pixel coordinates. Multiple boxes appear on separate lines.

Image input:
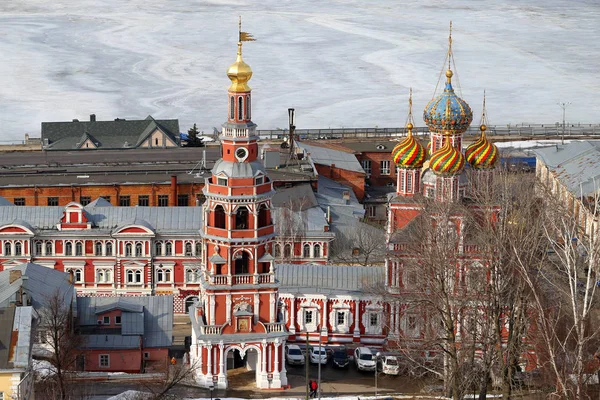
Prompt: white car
<box><xmin>354</xmin><ymin>347</ymin><xmax>376</xmax><ymax>371</ymax></box>
<box><xmin>378</xmin><ymin>355</ymin><xmax>400</xmax><ymax>375</ymax></box>
<box><xmin>285</xmin><ymin>344</ymin><xmax>305</xmax><ymax>366</ymax></box>
<box><xmin>309</xmin><ymin>346</ymin><xmax>328</xmax><ymax>364</ymax></box>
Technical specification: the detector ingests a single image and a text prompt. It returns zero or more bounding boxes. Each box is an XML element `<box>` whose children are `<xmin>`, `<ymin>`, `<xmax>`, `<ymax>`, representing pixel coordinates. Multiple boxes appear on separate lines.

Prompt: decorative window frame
<box><xmin>402</xmin><ymin>313</ymin><xmax>421</xmax><ymax>338</ymax></box>
<box><xmin>124</xmin><ymin>264</ymin><xmax>144</xmax><ymax>285</ymax></box>
<box><xmin>184</xmin><ymin>266</ymin><xmax>201</xmax><ymax>284</ymax></box>
<box><xmin>99</xmin><ymin>354</ymin><xmax>110</xmax><ymax>368</ymax></box>
<box><xmin>362</xmin><ymin>303</ymin><xmax>384</xmax><ymax>335</ymax></box>
<box><xmin>63</xmin><ymin>265</ymin><xmax>84</xmax><ymax>284</ymax></box>
<box><xmin>297</xmin><ymin>302</ymin><xmax>320</xmax><ymax>333</ymax></box>
<box><xmin>94</xmin><ymin>264</ymin><xmax>114</xmax><ymax>284</ymax></box>
<box><xmin>329</xmin><ymin>303</ymin><xmax>353</xmax><ymax>334</ymax></box>
<box><xmin>156</xmin><ymin>264</ymin><xmax>174</xmax><ymax>283</ymax></box>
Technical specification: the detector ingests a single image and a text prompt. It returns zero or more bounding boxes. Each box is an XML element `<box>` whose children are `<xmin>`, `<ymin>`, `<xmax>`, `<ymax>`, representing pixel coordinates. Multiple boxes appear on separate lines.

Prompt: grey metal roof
<box><xmin>86</xmin><ymin>197</ymin><xmax>113</xmax><ymax>208</ymax></box>
<box><xmin>0</xmin><ymin>307</ymin><xmax>16</xmax><ymax>369</ymax></box>
<box><xmin>272</xmin><ymin>184</ymin><xmax>318</xmax><ymax>210</ymax></box>
<box><xmin>95</xmin><ymin>298</ymin><xmax>144</xmax><ymax>314</ymax></box>
<box><xmin>272</xmin><ymin>206</ymin><xmax>330</xmax><ymax>234</ymax></box>
<box><xmin>12</xmin><ymin>306</ymin><xmax>33</xmax><ymax>368</ymax></box>
<box><xmin>42</xmin><ymin>116</ymin><xmax>180</xmax><ymax>151</ymax></box>
<box><xmin>534</xmin><ymin>141</ymin><xmax>600</xmax><ymax>197</ymax></box>
<box><xmin>276</xmin><ymin>263</ymin><xmax>385</xmax><ymax>295</ymax></box>
<box><xmin>0</xmin><ymin>206</ymin><xmax>203</xmax><ymax>234</ymax></box>
<box><xmin>339</xmin><ymin>141</ymin><xmax>400</xmax><ymax>153</ymax></box>
<box><xmin>0</xmin><ymin>263</ymin><xmax>75</xmax><ymax>310</ymax></box>
<box><xmin>0</xmin><ymin>197</ymin><xmax>14</xmax><ymax>206</ymax></box>
<box><xmin>212</xmin><ymin>159</ymin><xmax>267</xmax><ymax>178</ymax></box>
<box><xmin>297</xmin><ymin>142</ymin><xmax>365</xmax><ymax>174</ymax></box>
<box><xmin>77</xmin><ymin>296</ymin><xmax>173</xmax><ymax>349</ymax></box>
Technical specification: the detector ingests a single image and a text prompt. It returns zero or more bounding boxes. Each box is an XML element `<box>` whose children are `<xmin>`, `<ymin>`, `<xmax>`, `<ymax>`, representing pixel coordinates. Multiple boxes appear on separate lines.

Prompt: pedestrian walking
<box><xmin>309</xmin><ymin>380</ymin><xmax>318</xmax><ymax>398</ymax></box>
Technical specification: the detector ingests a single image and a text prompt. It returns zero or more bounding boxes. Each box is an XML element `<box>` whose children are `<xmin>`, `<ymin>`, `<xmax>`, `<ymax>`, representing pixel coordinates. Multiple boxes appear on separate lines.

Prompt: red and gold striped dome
<box><xmin>430</xmin><ymin>139</ymin><xmax>465</xmax><ymax>175</ymax></box>
<box><xmin>392</xmin><ymin>123</ymin><xmax>426</xmax><ymax>169</ymax></box>
<box><xmin>465</xmin><ymin>125</ymin><xmax>498</xmax><ymax>169</ymax></box>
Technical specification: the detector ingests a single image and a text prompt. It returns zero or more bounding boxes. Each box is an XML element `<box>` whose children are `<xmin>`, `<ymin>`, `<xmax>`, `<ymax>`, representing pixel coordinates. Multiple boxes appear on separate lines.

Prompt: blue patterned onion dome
<box><xmin>430</xmin><ymin>138</ymin><xmax>465</xmax><ymax>175</ymax></box>
<box><xmin>423</xmin><ymin>70</ymin><xmax>473</xmax><ymax>134</ymax></box>
<box><xmin>465</xmin><ymin>124</ymin><xmax>499</xmax><ymax>169</ymax></box>
<box><xmin>392</xmin><ymin>123</ymin><xmax>426</xmax><ymax>169</ymax></box>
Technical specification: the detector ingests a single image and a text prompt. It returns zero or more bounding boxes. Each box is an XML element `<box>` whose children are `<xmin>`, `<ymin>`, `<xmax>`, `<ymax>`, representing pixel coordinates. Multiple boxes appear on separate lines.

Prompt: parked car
<box><xmin>285</xmin><ymin>344</ymin><xmax>305</xmax><ymax>366</ymax></box>
<box><xmin>377</xmin><ymin>355</ymin><xmax>399</xmax><ymax>375</ymax></box>
<box><xmin>354</xmin><ymin>347</ymin><xmax>376</xmax><ymax>371</ymax></box>
<box><xmin>309</xmin><ymin>346</ymin><xmax>328</xmax><ymax>365</ymax></box>
<box><xmin>332</xmin><ymin>348</ymin><xmax>349</xmax><ymax>368</ymax></box>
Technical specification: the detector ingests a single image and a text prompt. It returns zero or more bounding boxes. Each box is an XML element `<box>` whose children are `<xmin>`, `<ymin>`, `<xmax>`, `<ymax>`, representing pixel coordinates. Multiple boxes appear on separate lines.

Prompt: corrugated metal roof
<box><xmin>0</xmin><ymin>206</ymin><xmax>203</xmax><ymax>234</ymax></box>
<box><xmin>0</xmin><ymin>263</ymin><xmax>75</xmax><ymax>310</ymax></box>
<box><xmin>0</xmin><ymin>307</ymin><xmax>16</xmax><ymax>369</ymax></box>
<box><xmin>122</xmin><ymin>312</ymin><xmax>144</xmax><ymax>335</ymax></box>
<box><xmin>534</xmin><ymin>141</ymin><xmax>600</xmax><ymax>197</ymax></box>
<box><xmin>95</xmin><ymin>298</ymin><xmax>144</xmax><ymax>314</ymax></box>
<box><xmin>298</xmin><ymin>142</ymin><xmax>365</xmax><ymax>174</ymax></box>
<box><xmin>12</xmin><ymin>306</ymin><xmax>33</xmax><ymax>368</ymax></box>
<box><xmin>84</xmin><ymin>334</ymin><xmax>141</xmax><ymax>349</ymax></box>
<box><xmin>77</xmin><ymin>296</ymin><xmax>172</xmax><ymax>349</ymax></box>
<box><xmin>276</xmin><ymin>263</ymin><xmax>384</xmax><ymax>294</ymax></box>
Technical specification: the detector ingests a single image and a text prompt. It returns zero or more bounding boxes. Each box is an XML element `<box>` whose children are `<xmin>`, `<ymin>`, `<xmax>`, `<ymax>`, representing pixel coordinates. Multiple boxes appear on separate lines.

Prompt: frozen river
<box><xmin>0</xmin><ymin>0</ymin><xmax>599</xmax><ymax>141</ymax></box>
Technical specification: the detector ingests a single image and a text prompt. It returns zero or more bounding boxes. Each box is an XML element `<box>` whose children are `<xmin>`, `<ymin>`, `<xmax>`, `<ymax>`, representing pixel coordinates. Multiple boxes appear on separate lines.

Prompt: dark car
<box><xmin>332</xmin><ymin>349</ymin><xmax>349</xmax><ymax>368</ymax></box>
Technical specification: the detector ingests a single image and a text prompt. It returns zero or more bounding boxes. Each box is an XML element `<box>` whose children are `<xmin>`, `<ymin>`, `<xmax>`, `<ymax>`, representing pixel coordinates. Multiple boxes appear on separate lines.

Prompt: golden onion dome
<box><xmin>430</xmin><ymin>139</ymin><xmax>465</xmax><ymax>175</ymax></box>
<box><xmin>227</xmin><ymin>42</ymin><xmax>253</xmax><ymax>92</ymax></box>
<box><xmin>465</xmin><ymin>124</ymin><xmax>498</xmax><ymax>169</ymax></box>
<box><xmin>392</xmin><ymin>126</ymin><xmax>426</xmax><ymax>169</ymax></box>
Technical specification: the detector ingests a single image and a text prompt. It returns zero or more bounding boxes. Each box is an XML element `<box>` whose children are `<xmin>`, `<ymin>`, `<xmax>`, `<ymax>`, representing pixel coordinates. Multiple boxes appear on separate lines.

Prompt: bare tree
<box><xmin>512</xmin><ymin>182</ymin><xmax>600</xmax><ymax>400</ymax></box>
<box><xmin>329</xmin><ymin>220</ymin><xmax>386</xmax><ymax>266</ymax></box>
<box><xmin>35</xmin><ymin>289</ymin><xmax>85</xmax><ymax>400</ymax></box>
<box><xmin>273</xmin><ymin>195</ymin><xmax>310</xmax><ymax>262</ymax></box>
<box><xmin>139</xmin><ymin>359</ymin><xmax>199</xmax><ymax>400</ymax></box>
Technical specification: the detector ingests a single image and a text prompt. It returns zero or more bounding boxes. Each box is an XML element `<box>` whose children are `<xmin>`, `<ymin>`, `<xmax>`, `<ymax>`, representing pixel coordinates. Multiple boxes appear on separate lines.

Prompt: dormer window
<box><xmin>376</xmin><ymin>144</ymin><xmax>386</xmax><ymax>150</ymax></box>
<box><xmin>255</xmin><ymin>176</ymin><xmax>264</xmax><ymax>185</ymax></box>
<box><xmin>217</xmin><ymin>177</ymin><xmax>227</xmax><ymax>186</ymax></box>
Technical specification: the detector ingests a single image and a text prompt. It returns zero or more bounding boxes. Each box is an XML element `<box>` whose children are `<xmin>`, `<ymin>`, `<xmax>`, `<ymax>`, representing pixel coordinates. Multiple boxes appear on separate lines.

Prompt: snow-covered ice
<box><xmin>1</xmin><ymin>0</ymin><xmax>599</xmax><ymax>141</ymax></box>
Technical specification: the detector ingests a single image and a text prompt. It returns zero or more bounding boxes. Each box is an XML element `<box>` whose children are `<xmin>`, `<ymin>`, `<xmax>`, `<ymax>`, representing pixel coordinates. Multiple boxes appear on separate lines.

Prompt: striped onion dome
<box><xmin>392</xmin><ymin>123</ymin><xmax>426</xmax><ymax>169</ymax></box>
<box><xmin>465</xmin><ymin>125</ymin><xmax>498</xmax><ymax>169</ymax></box>
<box><xmin>423</xmin><ymin>70</ymin><xmax>473</xmax><ymax>134</ymax></box>
<box><xmin>430</xmin><ymin>139</ymin><xmax>465</xmax><ymax>175</ymax></box>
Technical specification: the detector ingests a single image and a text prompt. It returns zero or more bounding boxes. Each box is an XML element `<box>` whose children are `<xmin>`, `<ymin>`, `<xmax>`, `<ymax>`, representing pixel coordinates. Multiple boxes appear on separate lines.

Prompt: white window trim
<box><xmin>115</xmin><ymin>315</ymin><xmax>122</xmax><ymax>325</ymax></box>
<box><xmin>329</xmin><ymin>304</ymin><xmax>352</xmax><ymax>334</ymax></box>
<box><xmin>362</xmin><ymin>304</ymin><xmax>383</xmax><ymax>335</ymax></box>
<box><xmin>64</xmin><ymin>266</ymin><xmax>84</xmax><ymax>283</ymax></box>
<box><xmin>402</xmin><ymin>314</ymin><xmax>420</xmax><ymax>338</ymax></box>
<box><xmin>156</xmin><ymin>266</ymin><xmax>174</xmax><ymax>283</ymax></box>
<box><xmin>102</xmin><ymin>316</ymin><xmax>110</xmax><ymax>324</ymax></box>
<box><xmin>185</xmin><ymin>267</ymin><xmax>201</xmax><ymax>284</ymax></box>
<box><xmin>381</xmin><ymin>160</ymin><xmax>391</xmax><ymax>176</ymax></box>
<box><xmin>124</xmin><ymin>268</ymin><xmax>144</xmax><ymax>285</ymax></box>
<box><xmin>297</xmin><ymin>305</ymin><xmax>320</xmax><ymax>333</ymax></box>
<box><xmin>99</xmin><ymin>354</ymin><xmax>110</xmax><ymax>368</ymax></box>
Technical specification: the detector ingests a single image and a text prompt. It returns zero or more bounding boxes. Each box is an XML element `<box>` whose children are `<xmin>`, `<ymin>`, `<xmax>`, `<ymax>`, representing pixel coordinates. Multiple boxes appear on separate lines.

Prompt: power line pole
<box><xmin>305</xmin><ymin>330</ymin><xmax>310</xmax><ymax>400</ymax></box>
<box><xmin>558</xmin><ymin>102</ymin><xmax>571</xmax><ymax>145</ymax></box>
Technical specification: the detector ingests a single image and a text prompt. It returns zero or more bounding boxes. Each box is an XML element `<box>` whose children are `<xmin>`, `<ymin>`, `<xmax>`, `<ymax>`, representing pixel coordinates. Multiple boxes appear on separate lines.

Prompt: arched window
<box><xmin>230</xmin><ymin>96</ymin><xmax>235</xmax><ymax>120</ymax></box>
<box><xmin>234</xmin><ymin>251</ymin><xmax>249</xmax><ymax>275</ymax></box>
<box><xmin>97</xmin><ymin>270</ymin><xmax>105</xmax><ymax>283</ymax></box>
<box><xmin>165</xmin><ymin>242</ymin><xmax>173</xmax><ymax>256</ymax></box>
<box><xmin>195</xmin><ymin>242</ymin><xmax>202</xmax><ymax>256</ymax></box>
<box><xmin>246</xmin><ymin>96</ymin><xmax>251</xmax><ymax>119</ymax></box>
<box><xmin>35</xmin><ymin>241</ymin><xmax>42</xmax><ymax>255</ymax></box>
<box><xmin>238</xmin><ymin>96</ymin><xmax>244</xmax><ymax>120</ymax></box>
<box><xmin>274</xmin><ymin>244</ymin><xmax>281</xmax><ymax>258</ymax></box>
<box><xmin>155</xmin><ymin>242</ymin><xmax>162</xmax><ymax>256</ymax></box>
<box><xmin>45</xmin><ymin>242</ymin><xmax>53</xmax><ymax>256</ymax></box>
<box><xmin>214</xmin><ymin>205</ymin><xmax>226</xmax><ymax>229</ymax></box>
<box><xmin>135</xmin><ymin>243</ymin><xmax>143</xmax><ymax>257</ymax></box>
<box><xmin>95</xmin><ymin>242</ymin><xmax>103</xmax><ymax>256</ymax></box>
<box><xmin>125</xmin><ymin>243</ymin><xmax>133</xmax><ymax>257</ymax></box>
<box><xmin>74</xmin><ymin>269</ymin><xmax>82</xmax><ymax>283</ymax></box>
<box><xmin>185</xmin><ymin>296</ymin><xmax>199</xmax><ymax>313</ymax></box>
<box><xmin>15</xmin><ymin>242</ymin><xmax>22</xmax><ymax>256</ymax></box>
<box><xmin>185</xmin><ymin>242</ymin><xmax>193</xmax><ymax>256</ymax></box>
<box><xmin>75</xmin><ymin>242</ymin><xmax>83</xmax><ymax>256</ymax></box>
<box><xmin>157</xmin><ymin>269</ymin><xmax>164</xmax><ymax>282</ymax></box>
<box><xmin>135</xmin><ymin>270</ymin><xmax>142</xmax><ymax>283</ymax></box>
<box><xmin>126</xmin><ymin>270</ymin><xmax>133</xmax><ymax>283</ymax></box>
<box><xmin>4</xmin><ymin>242</ymin><xmax>10</xmax><ymax>256</ymax></box>
<box><xmin>258</xmin><ymin>204</ymin><xmax>269</xmax><ymax>228</ymax></box>
<box><xmin>65</xmin><ymin>242</ymin><xmax>73</xmax><ymax>256</ymax></box>
<box><xmin>284</xmin><ymin>244</ymin><xmax>292</xmax><ymax>259</ymax></box>
<box><xmin>235</xmin><ymin>206</ymin><xmax>248</xmax><ymax>229</ymax></box>
<box><xmin>97</xmin><ymin>269</ymin><xmax>112</xmax><ymax>283</ymax></box>
<box><xmin>314</xmin><ymin>244</ymin><xmax>321</xmax><ymax>258</ymax></box>
<box><xmin>106</xmin><ymin>242</ymin><xmax>113</xmax><ymax>256</ymax></box>
<box><xmin>303</xmin><ymin>244</ymin><xmax>311</xmax><ymax>258</ymax></box>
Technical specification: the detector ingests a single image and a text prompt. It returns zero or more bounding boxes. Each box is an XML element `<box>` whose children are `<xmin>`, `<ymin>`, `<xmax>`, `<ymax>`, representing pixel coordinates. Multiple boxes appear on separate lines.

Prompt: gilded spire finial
<box><xmin>406</xmin><ymin>88</ymin><xmax>414</xmax><ymax>134</ymax></box>
<box><xmin>446</xmin><ymin>21</ymin><xmax>453</xmax><ymax>82</ymax></box>
<box><xmin>480</xmin><ymin>90</ymin><xmax>488</xmax><ymax>133</ymax></box>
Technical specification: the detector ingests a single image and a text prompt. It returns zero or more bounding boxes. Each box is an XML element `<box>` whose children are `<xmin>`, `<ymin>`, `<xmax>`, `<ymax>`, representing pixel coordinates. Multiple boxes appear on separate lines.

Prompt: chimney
<box><xmin>9</xmin><ymin>270</ymin><xmax>22</xmax><ymax>284</ymax></box>
<box><xmin>170</xmin><ymin>175</ymin><xmax>178</xmax><ymax>206</ymax></box>
<box><xmin>90</xmin><ymin>114</ymin><xmax>96</xmax><ymax>122</ymax></box>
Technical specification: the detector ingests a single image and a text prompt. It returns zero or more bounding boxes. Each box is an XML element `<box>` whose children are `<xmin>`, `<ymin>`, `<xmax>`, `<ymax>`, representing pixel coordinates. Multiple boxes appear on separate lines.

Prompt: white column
<box><xmin>261</xmin><ymin>340</ymin><xmax>267</xmax><ymax>374</ymax></box>
<box><xmin>289</xmin><ymin>297</ymin><xmax>296</xmax><ymax>334</ymax></box>
<box><xmin>219</xmin><ymin>342</ymin><xmax>225</xmax><ymax>378</ymax></box>
<box><xmin>11</xmin><ymin>242</ymin><xmax>15</xmax><ymax>256</ymax></box>
<box><xmin>226</xmin><ymin>294</ymin><xmax>232</xmax><ymax>322</ymax></box>
<box><xmin>41</xmin><ymin>241</ymin><xmax>46</xmax><ymax>256</ymax></box>
<box><xmin>207</xmin><ymin>344</ymin><xmax>212</xmax><ymax>379</ymax></box>
<box><xmin>354</xmin><ymin>300</ymin><xmax>360</xmax><ymax>336</ymax></box>
<box><xmin>209</xmin><ymin>295</ymin><xmax>215</xmax><ymax>325</ymax></box>
<box><xmin>395</xmin><ymin>304</ymin><xmax>400</xmax><ymax>334</ymax></box>
<box><xmin>254</xmin><ymin>293</ymin><xmax>260</xmax><ymax>323</ymax></box>
<box><xmin>322</xmin><ymin>298</ymin><xmax>328</xmax><ymax>331</ymax></box>
<box><xmin>274</xmin><ymin>341</ymin><xmax>280</xmax><ymax>373</ymax></box>
<box><xmin>269</xmin><ymin>293</ymin><xmax>276</xmax><ymax>323</ymax></box>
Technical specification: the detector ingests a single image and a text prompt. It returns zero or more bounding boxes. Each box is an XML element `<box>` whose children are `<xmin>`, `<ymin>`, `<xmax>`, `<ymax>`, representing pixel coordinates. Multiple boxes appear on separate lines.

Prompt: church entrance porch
<box><xmin>192</xmin><ymin>340</ymin><xmax>288</xmax><ymax>390</ymax></box>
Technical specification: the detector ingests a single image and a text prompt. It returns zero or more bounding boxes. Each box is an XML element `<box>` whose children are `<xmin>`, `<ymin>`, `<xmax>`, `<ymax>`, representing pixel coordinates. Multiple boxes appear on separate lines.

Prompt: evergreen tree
<box><xmin>186</xmin><ymin>123</ymin><xmax>204</xmax><ymax>147</ymax></box>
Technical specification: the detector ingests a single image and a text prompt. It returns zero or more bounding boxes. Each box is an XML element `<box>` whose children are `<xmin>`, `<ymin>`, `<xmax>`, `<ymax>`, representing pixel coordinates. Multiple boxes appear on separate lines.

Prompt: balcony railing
<box><xmin>200</xmin><ymin>324</ymin><xmax>223</xmax><ymax>336</ymax></box>
<box><xmin>264</xmin><ymin>322</ymin><xmax>286</xmax><ymax>333</ymax></box>
<box><xmin>207</xmin><ymin>273</ymin><xmax>275</xmax><ymax>286</ymax></box>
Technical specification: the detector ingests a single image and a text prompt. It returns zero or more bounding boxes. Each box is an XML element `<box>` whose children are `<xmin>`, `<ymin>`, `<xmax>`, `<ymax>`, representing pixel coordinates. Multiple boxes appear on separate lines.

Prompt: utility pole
<box><xmin>305</xmin><ymin>330</ymin><xmax>310</xmax><ymax>400</ymax></box>
<box><xmin>286</xmin><ymin>108</ymin><xmax>299</xmax><ymax>167</ymax></box>
<box><xmin>558</xmin><ymin>102</ymin><xmax>571</xmax><ymax>145</ymax></box>
<box><xmin>317</xmin><ymin>328</ymin><xmax>322</xmax><ymax>400</ymax></box>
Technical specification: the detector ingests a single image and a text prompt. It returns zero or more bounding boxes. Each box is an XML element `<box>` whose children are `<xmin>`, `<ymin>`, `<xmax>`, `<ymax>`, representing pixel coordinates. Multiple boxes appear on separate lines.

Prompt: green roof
<box><xmin>42</xmin><ymin>115</ymin><xmax>180</xmax><ymax>150</ymax></box>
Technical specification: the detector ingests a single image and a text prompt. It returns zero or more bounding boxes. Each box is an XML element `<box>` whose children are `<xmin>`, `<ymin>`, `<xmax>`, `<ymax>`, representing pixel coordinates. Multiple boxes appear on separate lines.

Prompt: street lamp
<box><xmin>288</xmin><ymin>108</ymin><xmax>296</xmax><ymax>155</ymax></box>
<box><xmin>557</xmin><ymin>102</ymin><xmax>571</xmax><ymax>145</ymax></box>
<box><xmin>375</xmin><ymin>352</ymin><xmax>381</xmax><ymax>398</ymax></box>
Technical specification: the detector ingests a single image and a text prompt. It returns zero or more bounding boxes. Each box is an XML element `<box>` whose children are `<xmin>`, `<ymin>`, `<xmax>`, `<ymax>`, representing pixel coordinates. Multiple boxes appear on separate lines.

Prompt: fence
<box><xmin>257</xmin><ymin>123</ymin><xmax>600</xmax><ymax>140</ymax></box>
